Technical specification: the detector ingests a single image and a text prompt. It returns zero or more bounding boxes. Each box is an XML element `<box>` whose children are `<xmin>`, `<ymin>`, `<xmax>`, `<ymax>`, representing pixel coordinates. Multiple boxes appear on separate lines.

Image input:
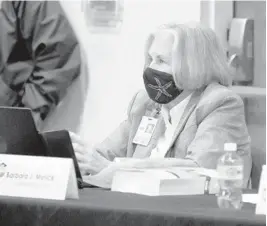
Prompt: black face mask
<box><xmin>143</xmin><ymin>68</ymin><xmax>182</xmax><ymax>104</ymax></box>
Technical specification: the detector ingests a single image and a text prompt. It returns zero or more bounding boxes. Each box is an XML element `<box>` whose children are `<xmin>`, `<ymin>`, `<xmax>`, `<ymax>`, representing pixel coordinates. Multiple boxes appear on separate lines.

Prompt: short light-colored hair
<box><xmin>144</xmin><ymin>22</ymin><xmax>234</xmax><ymax>90</ymax></box>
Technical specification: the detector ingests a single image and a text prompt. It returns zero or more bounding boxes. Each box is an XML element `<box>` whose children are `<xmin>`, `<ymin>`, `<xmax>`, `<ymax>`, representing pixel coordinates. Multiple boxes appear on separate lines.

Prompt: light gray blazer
<box><xmin>94</xmin><ymin>82</ymin><xmax>252</xmax><ymax>185</ymax></box>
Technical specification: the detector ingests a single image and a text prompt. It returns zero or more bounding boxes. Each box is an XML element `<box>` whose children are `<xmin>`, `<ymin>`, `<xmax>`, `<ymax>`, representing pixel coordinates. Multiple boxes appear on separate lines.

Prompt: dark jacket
<box><xmin>0</xmin><ymin>1</ymin><xmax>81</xmax><ymax>126</ymax></box>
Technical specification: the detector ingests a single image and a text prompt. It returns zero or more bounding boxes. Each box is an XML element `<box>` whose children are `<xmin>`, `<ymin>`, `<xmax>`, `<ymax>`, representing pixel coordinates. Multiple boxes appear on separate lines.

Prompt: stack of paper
<box><xmin>111</xmin><ymin>167</ymin><xmax>219</xmax><ymax>196</ymax></box>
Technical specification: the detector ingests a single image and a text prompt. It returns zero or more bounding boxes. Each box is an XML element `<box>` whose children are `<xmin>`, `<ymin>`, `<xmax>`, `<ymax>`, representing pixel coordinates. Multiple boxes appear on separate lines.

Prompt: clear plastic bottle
<box><xmin>216</xmin><ymin>143</ymin><xmax>244</xmax><ymax>210</ymax></box>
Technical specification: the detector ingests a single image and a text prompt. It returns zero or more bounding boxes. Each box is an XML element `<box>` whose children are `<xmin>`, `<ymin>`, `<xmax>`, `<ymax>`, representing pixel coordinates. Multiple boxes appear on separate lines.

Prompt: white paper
<box><xmin>0</xmin><ymin>154</ymin><xmax>79</xmax><ymax>200</ymax></box>
<box><xmin>242</xmin><ymin>194</ymin><xmax>258</xmax><ymax>204</ymax></box>
<box><xmin>111</xmin><ymin>167</ymin><xmax>219</xmax><ymax>196</ymax></box>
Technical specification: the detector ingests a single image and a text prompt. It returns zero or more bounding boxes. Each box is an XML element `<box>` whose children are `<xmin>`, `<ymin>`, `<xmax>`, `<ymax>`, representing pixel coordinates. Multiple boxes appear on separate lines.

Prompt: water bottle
<box><xmin>216</xmin><ymin>143</ymin><xmax>244</xmax><ymax>210</ymax></box>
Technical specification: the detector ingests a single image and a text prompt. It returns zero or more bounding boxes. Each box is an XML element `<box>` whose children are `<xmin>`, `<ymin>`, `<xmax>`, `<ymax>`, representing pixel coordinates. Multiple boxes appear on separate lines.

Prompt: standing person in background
<box><xmin>0</xmin><ymin>1</ymin><xmax>81</xmax><ymax>129</ymax></box>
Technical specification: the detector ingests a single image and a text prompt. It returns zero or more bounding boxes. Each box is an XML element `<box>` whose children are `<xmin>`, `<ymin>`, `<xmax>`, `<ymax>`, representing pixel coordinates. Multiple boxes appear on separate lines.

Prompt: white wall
<box><xmin>62</xmin><ymin>0</ymin><xmax>200</xmax><ymax>145</ymax></box>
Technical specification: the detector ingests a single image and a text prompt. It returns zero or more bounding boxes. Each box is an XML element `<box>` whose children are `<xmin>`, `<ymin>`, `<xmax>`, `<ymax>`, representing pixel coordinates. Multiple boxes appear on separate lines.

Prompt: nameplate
<box><xmin>256</xmin><ymin>165</ymin><xmax>266</xmax><ymax>215</ymax></box>
<box><xmin>0</xmin><ymin>154</ymin><xmax>79</xmax><ymax>200</ymax></box>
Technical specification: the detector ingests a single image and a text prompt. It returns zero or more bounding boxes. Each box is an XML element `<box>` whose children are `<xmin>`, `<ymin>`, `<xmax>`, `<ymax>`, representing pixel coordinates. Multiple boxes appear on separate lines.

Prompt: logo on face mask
<box><xmin>143</xmin><ymin>68</ymin><xmax>181</xmax><ymax>104</ymax></box>
<box><xmin>148</xmin><ymin>77</ymin><xmax>173</xmax><ymax>101</ymax></box>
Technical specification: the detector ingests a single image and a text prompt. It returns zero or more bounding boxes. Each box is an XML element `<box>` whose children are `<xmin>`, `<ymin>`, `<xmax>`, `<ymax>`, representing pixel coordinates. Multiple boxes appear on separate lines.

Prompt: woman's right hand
<box><xmin>69</xmin><ymin>131</ymin><xmax>111</xmax><ymax>175</ymax></box>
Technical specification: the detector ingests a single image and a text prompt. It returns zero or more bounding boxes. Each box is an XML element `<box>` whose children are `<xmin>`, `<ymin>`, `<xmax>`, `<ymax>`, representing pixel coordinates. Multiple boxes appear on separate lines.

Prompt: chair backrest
<box><xmin>251</xmin><ymin>147</ymin><xmax>266</xmax><ymax>189</ymax></box>
<box><xmin>245</xmin><ymin>96</ymin><xmax>266</xmax><ymax>189</ymax></box>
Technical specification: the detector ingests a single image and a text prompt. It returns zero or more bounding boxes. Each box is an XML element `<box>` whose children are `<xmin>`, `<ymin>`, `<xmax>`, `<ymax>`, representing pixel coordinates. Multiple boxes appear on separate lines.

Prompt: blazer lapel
<box><xmin>167</xmin><ymin>90</ymin><xmax>202</xmax><ymax>151</ymax></box>
<box><xmin>132</xmin><ymin>89</ymin><xmax>203</xmax><ymax>158</ymax></box>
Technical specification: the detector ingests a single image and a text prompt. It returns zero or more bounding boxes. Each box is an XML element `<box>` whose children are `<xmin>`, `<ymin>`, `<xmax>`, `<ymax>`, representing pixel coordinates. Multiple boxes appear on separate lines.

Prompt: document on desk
<box><xmin>242</xmin><ymin>194</ymin><xmax>258</xmax><ymax>204</ymax></box>
<box><xmin>111</xmin><ymin>167</ymin><xmax>219</xmax><ymax>196</ymax></box>
<box><xmin>82</xmin><ymin>159</ymin><xmax>220</xmax><ymax>194</ymax></box>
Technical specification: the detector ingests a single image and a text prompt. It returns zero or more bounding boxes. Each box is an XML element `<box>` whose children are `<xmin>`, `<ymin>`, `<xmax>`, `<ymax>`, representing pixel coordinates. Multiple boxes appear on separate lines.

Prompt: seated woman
<box><xmin>71</xmin><ymin>22</ymin><xmax>252</xmax><ymax>188</ymax></box>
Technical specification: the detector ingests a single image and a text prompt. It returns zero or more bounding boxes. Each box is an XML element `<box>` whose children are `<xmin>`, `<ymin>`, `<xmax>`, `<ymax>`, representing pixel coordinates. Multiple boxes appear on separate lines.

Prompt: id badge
<box><xmin>133</xmin><ymin>116</ymin><xmax>158</xmax><ymax>146</ymax></box>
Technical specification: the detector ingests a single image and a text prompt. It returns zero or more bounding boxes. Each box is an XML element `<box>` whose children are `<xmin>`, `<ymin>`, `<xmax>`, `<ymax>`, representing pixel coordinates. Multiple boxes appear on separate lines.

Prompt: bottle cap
<box><xmin>224</xmin><ymin>143</ymin><xmax>237</xmax><ymax>151</ymax></box>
